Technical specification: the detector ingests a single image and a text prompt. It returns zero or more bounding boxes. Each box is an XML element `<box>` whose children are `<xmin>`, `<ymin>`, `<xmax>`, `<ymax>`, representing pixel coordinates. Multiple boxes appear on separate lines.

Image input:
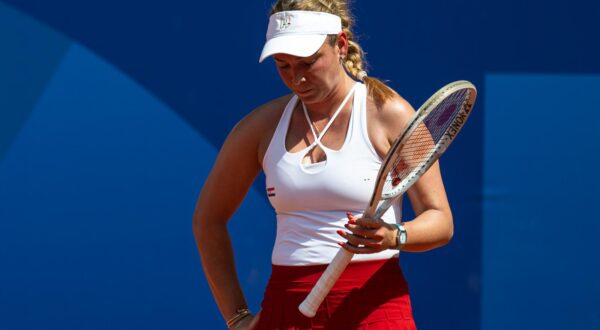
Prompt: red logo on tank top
<box><xmin>267</xmin><ymin>187</ymin><xmax>276</xmax><ymax>197</ymax></box>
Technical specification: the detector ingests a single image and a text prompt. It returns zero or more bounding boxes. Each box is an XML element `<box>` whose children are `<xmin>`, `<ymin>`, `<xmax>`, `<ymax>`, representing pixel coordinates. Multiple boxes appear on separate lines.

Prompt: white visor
<box><xmin>259</xmin><ymin>11</ymin><xmax>342</xmax><ymax>63</ymax></box>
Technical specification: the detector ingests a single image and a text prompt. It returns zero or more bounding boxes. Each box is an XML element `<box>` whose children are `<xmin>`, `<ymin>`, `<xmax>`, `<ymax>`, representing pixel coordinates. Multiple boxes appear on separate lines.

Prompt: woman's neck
<box><xmin>302</xmin><ymin>74</ymin><xmax>356</xmax><ymax>120</ymax></box>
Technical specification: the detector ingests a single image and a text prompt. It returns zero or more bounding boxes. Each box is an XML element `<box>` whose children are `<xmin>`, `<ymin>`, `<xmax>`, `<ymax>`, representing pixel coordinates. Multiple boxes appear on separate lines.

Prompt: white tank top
<box><xmin>262</xmin><ymin>82</ymin><xmax>401</xmax><ymax>265</ymax></box>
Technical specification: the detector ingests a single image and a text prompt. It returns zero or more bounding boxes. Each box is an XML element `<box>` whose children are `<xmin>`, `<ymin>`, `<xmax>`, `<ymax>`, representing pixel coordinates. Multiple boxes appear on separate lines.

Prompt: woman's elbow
<box><xmin>192</xmin><ymin>208</ymin><xmax>204</xmax><ymax>234</ymax></box>
<box><xmin>442</xmin><ymin>227</ymin><xmax>454</xmax><ymax>246</ymax></box>
<box><xmin>192</xmin><ymin>207</ymin><xmax>212</xmax><ymax>243</ymax></box>
<box><xmin>441</xmin><ymin>213</ymin><xmax>454</xmax><ymax>246</ymax></box>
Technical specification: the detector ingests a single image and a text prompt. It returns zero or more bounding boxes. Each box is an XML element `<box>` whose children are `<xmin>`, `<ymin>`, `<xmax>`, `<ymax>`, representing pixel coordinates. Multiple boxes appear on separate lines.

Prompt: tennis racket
<box><xmin>298</xmin><ymin>80</ymin><xmax>477</xmax><ymax>318</ymax></box>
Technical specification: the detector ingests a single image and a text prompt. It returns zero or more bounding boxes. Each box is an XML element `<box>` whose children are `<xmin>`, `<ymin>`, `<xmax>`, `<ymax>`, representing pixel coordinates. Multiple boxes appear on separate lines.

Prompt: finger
<box><xmin>337</xmin><ymin>230</ymin><xmax>379</xmax><ymax>246</ymax></box>
<box><xmin>355</xmin><ymin>216</ymin><xmax>384</xmax><ymax>229</ymax></box>
<box><xmin>349</xmin><ymin>232</ymin><xmax>385</xmax><ymax>250</ymax></box>
<box><xmin>338</xmin><ymin>241</ymin><xmax>380</xmax><ymax>254</ymax></box>
<box><xmin>346</xmin><ymin>212</ymin><xmax>357</xmax><ymax>224</ymax></box>
<box><xmin>344</xmin><ymin>223</ymin><xmax>383</xmax><ymax>240</ymax></box>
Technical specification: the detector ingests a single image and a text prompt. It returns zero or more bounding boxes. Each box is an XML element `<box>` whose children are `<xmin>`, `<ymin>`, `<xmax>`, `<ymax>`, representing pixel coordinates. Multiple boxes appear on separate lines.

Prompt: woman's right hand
<box><xmin>231</xmin><ymin>311</ymin><xmax>261</xmax><ymax>330</ymax></box>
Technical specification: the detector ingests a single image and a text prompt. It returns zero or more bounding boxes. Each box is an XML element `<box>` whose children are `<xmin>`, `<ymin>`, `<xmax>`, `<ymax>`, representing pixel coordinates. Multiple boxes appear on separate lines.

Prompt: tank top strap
<box><xmin>301</xmin><ymin>83</ymin><xmax>358</xmax><ymax>151</ymax></box>
<box><xmin>278</xmin><ymin>95</ymin><xmax>299</xmax><ymax>141</ymax></box>
<box><xmin>262</xmin><ymin>95</ymin><xmax>299</xmax><ymax>167</ymax></box>
<box><xmin>348</xmin><ymin>82</ymin><xmax>381</xmax><ymax>158</ymax></box>
<box><xmin>350</xmin><ymin>82</ymin><xmax>366</xmax><ymax>136</ymax></box>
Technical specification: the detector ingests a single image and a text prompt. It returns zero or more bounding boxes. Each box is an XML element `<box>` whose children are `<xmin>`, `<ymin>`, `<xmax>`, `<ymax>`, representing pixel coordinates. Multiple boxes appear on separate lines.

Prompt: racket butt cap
<box><xmin>298</xmin><ymin>302</ymin><xmax>317</xmax><ymax>318</ymax></box>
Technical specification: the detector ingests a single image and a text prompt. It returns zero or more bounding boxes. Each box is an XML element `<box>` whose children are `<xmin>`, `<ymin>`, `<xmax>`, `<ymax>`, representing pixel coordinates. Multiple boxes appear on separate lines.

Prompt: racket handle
<box><xmin>298</xmin><ymin>248</ymin><xmax>354</xmax><ymax>317</ymax></box>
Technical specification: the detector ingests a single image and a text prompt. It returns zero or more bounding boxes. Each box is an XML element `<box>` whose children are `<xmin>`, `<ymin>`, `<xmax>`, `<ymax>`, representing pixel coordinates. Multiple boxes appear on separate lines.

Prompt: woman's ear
<box><xmin>336</xmin><ymin>31</ymin><xmax>349</xmax><ymax>58</ymax></box>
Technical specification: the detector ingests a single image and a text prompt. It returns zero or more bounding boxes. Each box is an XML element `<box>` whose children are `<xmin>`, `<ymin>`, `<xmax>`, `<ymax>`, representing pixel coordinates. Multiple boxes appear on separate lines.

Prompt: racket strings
<box><xmin>423</xmin><ymin>89</ymin><xmax>470</xmax><ymax>142</ymax></box>
<box><xmin>383</xmin><ymin>89</ymin><xmax>471</xmax><ymax>193</ymax></box>
<box><xmin>385</xmin><ymin>123</ymin><xmax>434</xmax><ymax>191</ymax></box>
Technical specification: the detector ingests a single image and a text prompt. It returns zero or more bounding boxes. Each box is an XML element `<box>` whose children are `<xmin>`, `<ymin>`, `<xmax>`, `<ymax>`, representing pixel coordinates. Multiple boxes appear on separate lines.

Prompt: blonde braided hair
<box><xmin>269</xmin><ymin>0</ymin><xmax>397</xmax><ymax>107</ymax></box>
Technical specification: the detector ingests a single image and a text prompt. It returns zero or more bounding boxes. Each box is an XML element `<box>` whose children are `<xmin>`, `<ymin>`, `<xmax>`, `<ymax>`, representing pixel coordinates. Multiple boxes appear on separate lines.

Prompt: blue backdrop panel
<box><xmin>482</xmin><ymin>74</ymin><xmax>600</xmax><ymax>330</ymax></box>
<box><xmin>0</xmin><ymin>2</ymin><xmax>70</xmax><ymax>161</ymax></box>
<box><xmin>2</xmin><ymin>0</ymin><xmax>600</xmax><ymax>329</ymax></box>
<box><xmin>0</xmin><ymin>43</ymin><xmax>274</xmax><ymax>329</ymax></box>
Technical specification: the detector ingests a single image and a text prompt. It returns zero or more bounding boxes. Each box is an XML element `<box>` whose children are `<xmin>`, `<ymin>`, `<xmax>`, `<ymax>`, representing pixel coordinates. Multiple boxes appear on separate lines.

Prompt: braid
<box><xmin>270</xmin><ymin>0</ymin><xmax>397</xmax><ymax>107</ymax></box>
<box><xmin>344</xmin><ymin>38</ymin><xmax>365</xmax><ymax>79</ymax></box>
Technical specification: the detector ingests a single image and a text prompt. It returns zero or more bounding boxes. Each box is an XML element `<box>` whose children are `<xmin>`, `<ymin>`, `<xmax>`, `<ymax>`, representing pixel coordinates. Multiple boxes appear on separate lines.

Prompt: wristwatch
<box><xmin>393</xmin><ymin>222</ymin><xmax>407</xmax><ymax>250</ymax></box>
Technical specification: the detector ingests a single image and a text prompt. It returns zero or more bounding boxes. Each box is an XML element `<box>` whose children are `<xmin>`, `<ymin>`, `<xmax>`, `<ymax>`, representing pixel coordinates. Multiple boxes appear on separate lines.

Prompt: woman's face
<box><xmin>273</xmin><ymin>36</ymin><xmax>346</xmax><ymax>104</ymax></box>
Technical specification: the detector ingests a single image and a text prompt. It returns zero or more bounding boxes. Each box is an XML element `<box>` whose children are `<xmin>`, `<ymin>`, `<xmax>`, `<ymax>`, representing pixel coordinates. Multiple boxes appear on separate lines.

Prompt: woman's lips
<box><xmin>297</xmin><ymin>88</ymin><xmax>312</xmax><ymax>94</ymax></box>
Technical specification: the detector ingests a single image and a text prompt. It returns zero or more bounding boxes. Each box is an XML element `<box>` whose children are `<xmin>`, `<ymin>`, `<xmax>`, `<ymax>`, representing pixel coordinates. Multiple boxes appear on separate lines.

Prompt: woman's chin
<box><xmin>296</xmin><ymin>88</ymin><xmax>321</xmax><ymax>103</ymax></box>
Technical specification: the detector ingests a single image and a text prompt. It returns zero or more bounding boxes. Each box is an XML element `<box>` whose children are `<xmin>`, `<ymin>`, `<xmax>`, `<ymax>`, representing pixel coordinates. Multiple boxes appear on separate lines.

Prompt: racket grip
<box><xmin>298</xmin><ymin>248</ymin><xmax>354</xmax><ymax>317</ymax></box>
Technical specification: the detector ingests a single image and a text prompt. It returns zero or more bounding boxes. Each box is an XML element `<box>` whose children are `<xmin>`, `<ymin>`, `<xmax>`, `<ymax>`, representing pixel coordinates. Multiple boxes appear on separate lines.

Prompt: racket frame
<box><xmin>365</xmin><ymin>80</ymin><xmax>476</xmax><ymax>219</ymax></box>
<box><xmin>298</xmin><ymin>80</ymin><xmax>477</xmax><ymax>318</ymax></box>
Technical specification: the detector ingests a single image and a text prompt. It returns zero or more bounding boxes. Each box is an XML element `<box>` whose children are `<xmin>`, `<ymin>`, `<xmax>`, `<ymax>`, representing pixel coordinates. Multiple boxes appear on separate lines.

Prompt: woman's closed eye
<box><xmin>304</xmin><ymin>56</ymin><xmax>318</xmax><ymax>66</ymax></box>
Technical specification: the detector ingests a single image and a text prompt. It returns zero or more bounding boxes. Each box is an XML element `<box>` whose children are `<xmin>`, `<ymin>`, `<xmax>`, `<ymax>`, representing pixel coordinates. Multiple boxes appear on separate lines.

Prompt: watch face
<box><xmin>399</xmin><ymin>225</ymin><xmax>407</xmax><ymax>244</ymax></box>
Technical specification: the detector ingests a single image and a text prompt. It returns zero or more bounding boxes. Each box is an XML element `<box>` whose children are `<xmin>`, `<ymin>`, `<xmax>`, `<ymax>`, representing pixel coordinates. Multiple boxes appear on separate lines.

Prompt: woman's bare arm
<box><xmin>192</xmin><ymin>97</ymin><xmax>286</xmax><ymax>324</ymax></box>
<box><xmin>369</xmin><ymin>95</ymin><xmax>454</xmax><ymax>252</ymax></box>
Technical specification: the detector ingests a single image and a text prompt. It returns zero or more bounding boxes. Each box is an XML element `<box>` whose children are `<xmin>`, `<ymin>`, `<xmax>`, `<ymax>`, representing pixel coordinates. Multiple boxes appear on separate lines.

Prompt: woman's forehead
<box><xmin>273</xmin><ymin>42</ymin><xmax>333</xmax><ymax>62</ymax></box>
<box><xmin>273</xmin><ymin>53</ymin><xmax>312</xmax><ymax>62</ymax></box>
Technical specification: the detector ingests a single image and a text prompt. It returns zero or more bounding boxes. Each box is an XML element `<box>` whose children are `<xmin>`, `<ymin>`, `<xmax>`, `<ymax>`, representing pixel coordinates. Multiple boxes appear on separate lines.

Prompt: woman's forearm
<box><xmin>401</xmin><ymin>208</ymin><xmax>453</xmax><ymax>252</ymax></box>
<box><xmin>193</xmin><ymin>221</ymin><xmax>248</xmax><ymax>322</ymax></box>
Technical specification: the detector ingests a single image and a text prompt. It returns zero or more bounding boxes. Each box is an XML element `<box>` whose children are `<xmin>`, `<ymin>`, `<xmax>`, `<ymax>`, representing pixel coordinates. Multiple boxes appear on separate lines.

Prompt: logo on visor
<box><xmin>278</xmin><ymin>14</ymin><xmax>292</xmax><ymax>30</ymax></box>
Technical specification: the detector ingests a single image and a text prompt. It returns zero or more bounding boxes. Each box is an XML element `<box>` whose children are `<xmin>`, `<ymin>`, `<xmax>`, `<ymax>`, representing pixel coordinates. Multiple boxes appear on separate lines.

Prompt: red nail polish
<box><xmin>348</xmin><ymin>218</ymin><xmax>357</xmax><ymax>224</ymax></box>
<box><xmin>337</xmin><ymin>230</ymin><xmax>344</xmax><ymax>236</ymax></box>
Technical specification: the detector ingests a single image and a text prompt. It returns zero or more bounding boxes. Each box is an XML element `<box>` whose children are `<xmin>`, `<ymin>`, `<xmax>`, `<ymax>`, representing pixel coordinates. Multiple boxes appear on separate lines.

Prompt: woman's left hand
<box><xmin>337</xmin><ymin>212</ymin><xmax>397</xmax><ymax>254</ymax></box>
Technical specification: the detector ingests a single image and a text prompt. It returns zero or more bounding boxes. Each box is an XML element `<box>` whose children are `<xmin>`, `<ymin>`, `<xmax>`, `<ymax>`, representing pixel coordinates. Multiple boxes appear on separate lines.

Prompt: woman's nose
<box><xmin>292</xmin><ymin>68</ymin><xmax>306</xmax><ymax>85</ymax></box>
<box><xmin>294</xmin><ymin>75</ymin><xmax>307</xmax><ymax>85</ymax></box>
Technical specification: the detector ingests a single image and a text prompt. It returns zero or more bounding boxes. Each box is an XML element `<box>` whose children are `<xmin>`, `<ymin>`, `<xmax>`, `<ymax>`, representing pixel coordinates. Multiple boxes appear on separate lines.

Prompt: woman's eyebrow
<box><xmin>273</xmin><ymin>57</ymin><xmax>290</xmax><ymax>63</ymax></box>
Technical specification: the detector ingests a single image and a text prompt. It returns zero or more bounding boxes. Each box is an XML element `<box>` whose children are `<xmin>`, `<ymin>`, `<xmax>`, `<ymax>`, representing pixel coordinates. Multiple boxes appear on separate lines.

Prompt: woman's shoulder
<box><xmin>226</xmin><ymin>94</ymin><xmax>294</xmax><ymax>163</ymax></box>
<box><xmin>231</xmin><ymin>94</ymin><xmax>293</xmax><ymax>141</ymax></box>
<box><xmin>245</xmin><ymin>93</ymin><xmax>294</xmax><ymax>128</ymax></box>
<box><xmin>231</xmin><ymin>95</ymin><xmax>292</xmax><ymax>134</ymax></box>
<box><xmin>367</xmin><ymin>88</ymin><xmax>416</xmax><ymax>141</ymax></box>
<box><xmin>368</xmin><ymin>89</ymin><xmax>414</xmax><ymax>121</ymax></box>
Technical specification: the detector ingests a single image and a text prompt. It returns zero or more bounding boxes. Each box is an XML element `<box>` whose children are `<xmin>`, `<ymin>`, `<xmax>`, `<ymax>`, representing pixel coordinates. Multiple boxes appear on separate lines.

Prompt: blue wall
<box><xmin>482</xmin><ymin>74</ymin><xmax>600</xmax><ymax>330</ymax></box>
<box><xmin>0</xmin><ymin>1</ymin><xmax>598</xmax><ymax>329</ymax></box>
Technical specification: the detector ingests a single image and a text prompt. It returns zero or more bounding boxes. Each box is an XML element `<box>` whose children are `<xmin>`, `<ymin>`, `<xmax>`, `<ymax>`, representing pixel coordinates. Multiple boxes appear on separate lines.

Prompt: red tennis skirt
<box><xmin>255</xmin><ymin>257</ymin><xmax>416</xmax><ymax>329</ymax></box>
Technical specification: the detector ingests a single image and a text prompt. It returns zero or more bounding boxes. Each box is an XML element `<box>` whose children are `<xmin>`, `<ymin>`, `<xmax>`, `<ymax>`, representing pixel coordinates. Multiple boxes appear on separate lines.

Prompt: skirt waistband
<box><xmin>268</xmin><ymin>257</ymin><xmax>402</xmax><ymax>290</ymax></box>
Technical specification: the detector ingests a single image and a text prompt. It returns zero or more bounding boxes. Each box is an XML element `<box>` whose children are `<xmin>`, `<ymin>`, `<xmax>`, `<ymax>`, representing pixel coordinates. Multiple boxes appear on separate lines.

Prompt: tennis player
<box><xmin>193</xmin><ymin>0</ymin><xmax>454</xmax><ymax>329</ymax></box>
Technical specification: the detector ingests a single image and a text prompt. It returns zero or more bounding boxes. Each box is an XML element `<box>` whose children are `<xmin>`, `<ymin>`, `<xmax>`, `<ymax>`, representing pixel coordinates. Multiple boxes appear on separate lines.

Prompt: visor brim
<box><xmin>259</xmin><ymin>34</ymin><xmax>328</xmax><ymax>63</ymax></box>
